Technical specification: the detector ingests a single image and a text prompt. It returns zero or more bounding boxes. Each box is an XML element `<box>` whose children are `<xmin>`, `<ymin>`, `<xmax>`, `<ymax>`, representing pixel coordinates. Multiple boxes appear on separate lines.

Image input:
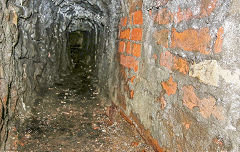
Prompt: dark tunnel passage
<box><xmin>66</xmin><ymin>30</ymin><xmax>98</xmax><ymax>98</ymax></box>
<box><xmin>1</xmin><ymin>0</ymin><xmax>240</xmax><ymax>151</ymax></box>
<box><xmin>68</xmin><ymin>30</ymin><xmax>96</xmax><ymax>69</ymax></box>
<box><xmin>13</xmin><ymin>16</ymin><xmax>154</xmax><ymax>152</ymax></box>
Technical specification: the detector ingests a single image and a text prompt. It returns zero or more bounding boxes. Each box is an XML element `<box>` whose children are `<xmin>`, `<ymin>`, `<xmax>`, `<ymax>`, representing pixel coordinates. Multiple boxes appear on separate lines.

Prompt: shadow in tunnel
<box><xmin>68</xmin><ymin>30</ymin><xmax>96</xmax><ymax>71</ymax></box>
<box><xmin>65</xmin><ymin>30</ymin><xmax>98</xmax><ymax>99</ymax></box>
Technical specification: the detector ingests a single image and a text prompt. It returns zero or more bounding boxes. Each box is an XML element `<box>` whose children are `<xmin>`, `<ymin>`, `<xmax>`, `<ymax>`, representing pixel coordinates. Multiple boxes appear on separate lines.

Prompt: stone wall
<box><xmin>111</xmin><ymin>0</ymin><xmax>240</xmax><ymax>151</ymax></box>
<box><xmin>0</xmin><ymin>0</ymin><xmax>117</xmax><ymax>149</ymax></box>
<box><xmin>0</xmin><ymin>0</ymin><xmax>72</xmax><ymax>149</ymax></box>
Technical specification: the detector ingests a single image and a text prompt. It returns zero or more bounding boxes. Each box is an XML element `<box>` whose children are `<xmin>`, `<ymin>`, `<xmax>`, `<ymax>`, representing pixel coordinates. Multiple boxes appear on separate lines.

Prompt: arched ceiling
<box><xmin>50</xmin><ymin>0</ymin><xmax>111</xmax><ymax>31</ymax></box>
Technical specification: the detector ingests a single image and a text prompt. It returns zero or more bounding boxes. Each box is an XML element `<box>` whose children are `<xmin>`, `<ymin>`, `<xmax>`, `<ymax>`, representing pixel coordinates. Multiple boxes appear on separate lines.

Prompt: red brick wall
<box><xmin>114</xmin><ymin>0</ymin><xmax>239</xmax><ymax>151</ymax></box>
<box><xmin>117</xmin><ymin>0</ymin><xmax>143</xmax><ymax>100</ymax></box>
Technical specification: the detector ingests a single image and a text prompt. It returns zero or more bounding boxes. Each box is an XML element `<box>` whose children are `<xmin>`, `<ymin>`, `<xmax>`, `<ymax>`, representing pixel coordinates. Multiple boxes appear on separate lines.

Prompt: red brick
<box><xmin>126</xmin><ymin>42</ymin><xmax>131</xmax><ymax>54</ymax></box>
<box><xmin>154</xmin><ymin>29</ymin><xmax>169</xmax><ymax>48</ymax></box>
<box><xmin>160</xmin><ymin>51</ymin><xmax>173</xmax><ymax>70</ymax></box>
<box><xmin>173</xmin><ymin>56</ymin><xmax>189</xmax><ymax>75</ymax></box>
<box><xmin>118</xmin><ymin>41</ymin><xmax>125</xmax><ymax>53</ymax></box>
<box><xmin>120</xmin><ymin>17</ymin><xmax>127</xmax><ymax>26</ymax></box>
<box><xmin>120</xmin><ymin>54</ymin><xmax>139</xmax><ymax>72</ymax></box>
<box><xmin>131</xmin><ymin>28</ymin><xmax>143</xmax><ymax>41</ymax></box>
<box><xmin>214</xmin><ymin>26</ymin><xmax>224</xmax><ymax>53</ymax></box>
<box><xmin>171</xmin><ymin>28</ymin><xmax>211</xmax><ymax>54</ymax></box>
<box><xmin>130</xmin><ymin>76</ymin><xmax>136</xmax><ymax>83</ymax></box>
<box><xmin>132</xmin><ymin>43</ymin><xmax>142</xmax><ymax>57</ymax></box>
<box><xmin>133</xmin><ymin>62</ymin><xmax>139</xmax><ymax>72</ymax></box>
<box><xmin>160</xmin><ymin>51</ymin><xmax>189</xmax><ymax>74</ymax></box>
<box><xmin>174</xmin><ymin>7</ymin><xmax>193</xmax><ymax>23</ymax></box>
<box><xmin>182</xmin><ymin>85</ymin><xmax>199</xmax><ymax>110</ymax></box>
<box><xmin>154</xmin><ymin>8</ymin><xmax>173</xmax><ymax>25</ymax></box>
<box><xmin>132</xmin><ymin>11</ymin><xmax>143</xmax><ymax>25</ymax></box>
<box><xmin>200</xmin><ymin>0</ymin><xmax>219</xmax><ymax>17</ymax></box>
<box><xmin>120</xmin><ymin>29</ymin><xmax>131</xmax><ymax>39</ymax></box>
<box><xmin>130</xmin><ymin>90</ymin><xmax>134</xmax><ymax>99</ymax></box>
<box><xmin>161</xmin><ymin>76</ymin><xmax>177</xmax><ymax>96</ymax></box>
<box><xmin>182</xmin><ymin>85</ymin><xmax>224</xmax><ymax>120</ymax></box>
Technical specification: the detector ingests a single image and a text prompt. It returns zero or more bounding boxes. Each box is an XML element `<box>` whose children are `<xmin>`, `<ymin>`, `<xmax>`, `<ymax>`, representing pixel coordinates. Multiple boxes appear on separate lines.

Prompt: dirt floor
<box><xmin>15</xmin><ymin>59</ymin><xmax>154</xmax><ymax>152</ymax></box>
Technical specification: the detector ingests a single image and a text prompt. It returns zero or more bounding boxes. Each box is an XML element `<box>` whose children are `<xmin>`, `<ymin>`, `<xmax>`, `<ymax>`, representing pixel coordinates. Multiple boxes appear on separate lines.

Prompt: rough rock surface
<box><xmin>0</xmin><ymin>0</ymin><xmax>240</xmax><ymax>151</ymax></box>
<box><xmin>0</xmin><ymin>0</ymin><xmax>120</xmax><ymax>149</ymax></box>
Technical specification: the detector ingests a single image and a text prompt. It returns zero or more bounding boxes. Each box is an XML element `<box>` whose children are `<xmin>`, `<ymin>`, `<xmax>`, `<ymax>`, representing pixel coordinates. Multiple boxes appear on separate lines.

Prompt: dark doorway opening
<box><xmin>66</xmin><ymin>30</ymin><xmax>98</xmax><ymax>98</ymax></box>
<box><xmin>68</xmin><ymin>30</ymin><xmax>96</xmax><ymax>71</ymax></box>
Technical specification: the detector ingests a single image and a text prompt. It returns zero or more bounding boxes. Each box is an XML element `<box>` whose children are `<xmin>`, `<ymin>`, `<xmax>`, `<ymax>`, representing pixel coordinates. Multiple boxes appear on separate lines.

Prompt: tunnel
<box><xmin>0</xmin><ymin>0</ymin><xmax>240</xmax><ymax>151</ymax></box>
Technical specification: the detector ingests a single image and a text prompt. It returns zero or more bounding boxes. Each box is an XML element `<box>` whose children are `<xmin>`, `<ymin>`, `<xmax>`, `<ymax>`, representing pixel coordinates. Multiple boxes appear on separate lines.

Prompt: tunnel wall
<box><xmin>97</xmin><ymin>0</ymin><xmax>121</xmax><ymax>101</ymax></box>
<box><xmin>0</xmin><ymin>0</ymin><xmax>112</xmax><ymax>149</ymax></box>
<box><xmin>0</xmin><ymin>0</ymin><xmax>70</xmax><ymax>149</ymax></box>
<box><xmin>109</xmin><ymin>0</ymin><xmax>240</xmax><ymax>151</ymax></box>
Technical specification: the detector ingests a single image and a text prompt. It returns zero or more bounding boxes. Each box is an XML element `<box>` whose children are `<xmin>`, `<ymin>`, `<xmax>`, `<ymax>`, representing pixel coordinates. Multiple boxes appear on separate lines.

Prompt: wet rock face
<box><xmin>54</xmin><ymin>0</ymin><xmax>110</xmax><ymax>31</ymax></box>
<box><xmin>0</xmin><ymin>1</ymin><xmax>21</xmax><ymax>149</ymax></box>
<box><xmin>0</xmin><ymin>0</ymin><xmax>119</xmax><ymax>149</ymax></box>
